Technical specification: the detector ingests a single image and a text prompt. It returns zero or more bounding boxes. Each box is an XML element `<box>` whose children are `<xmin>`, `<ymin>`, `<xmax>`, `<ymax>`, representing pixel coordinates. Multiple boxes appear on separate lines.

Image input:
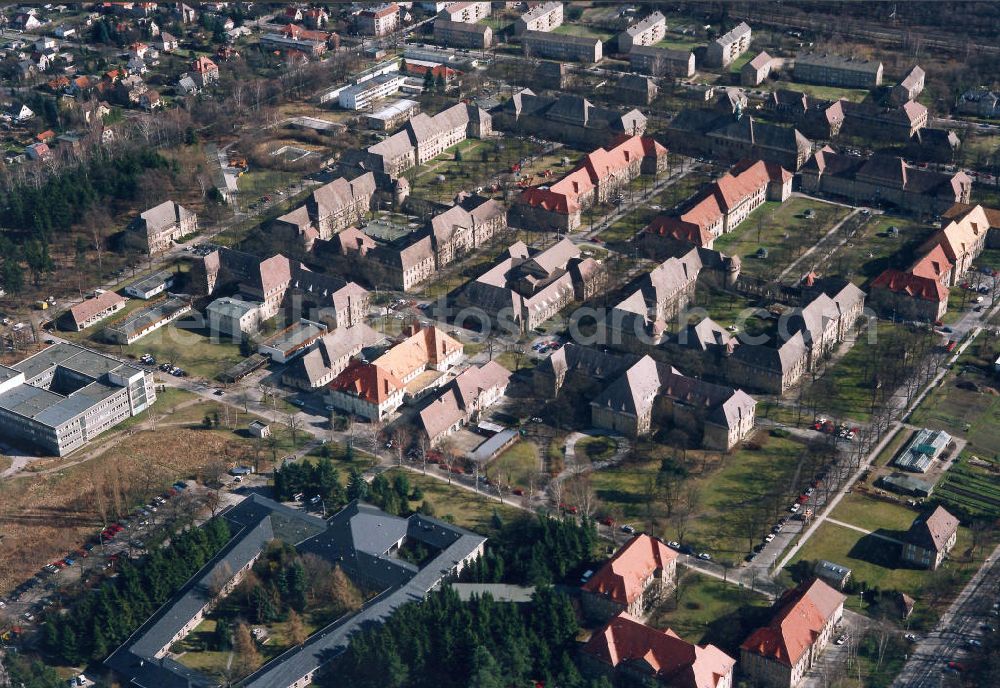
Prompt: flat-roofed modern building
<box><xmin>124</xmin><ymin>269</ymin><xmax>176</xmax><ymax>300</ymax></box>
<box><xmin>522</xmin><ymin>30</ymin><xmax>602</xmax><ymax>63</ymax></box>
<box><xmin>339</xmin><ymin>73</ymin><xmax>405</xmax><ymax>110</ymax></box>
<box><xmin>365</xmin><ymin>98</ymin><xmax>421</xmax><ymax>130</ymax></box>
<box><xmin>0</xmin><ymin>342</ymin><xmax>156</xmax><ymax>456</ymax></box>
<box><xmin>794</xmin><ymin>53</ymin><xmax>883</xmax><ymax>88</ymax></box>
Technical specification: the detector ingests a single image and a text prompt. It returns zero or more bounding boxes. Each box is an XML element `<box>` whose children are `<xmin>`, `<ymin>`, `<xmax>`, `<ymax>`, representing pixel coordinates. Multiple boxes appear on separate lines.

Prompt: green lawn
<box><xmin>552</xmin><ymin>23</ymin><xmax>613</xmax><ymax>40</ymax></box>
<box><xmin>790</xmin><ymin>521</ymin><xmax>979</xmax><ymax>614</ymax></box>
<box><xmin>576</xmin><ymin>436</ymin><xmax>617</xmax><ymax>463</ymax></box>
<box><xmin>129</xmin><ymin>322</ymin><xmax>245</xmax><ymax>380</ymax></box>
<box><xmin>778</xmin><ymin>81</ymin><xmax>871</xmax><ymax>103</ymax></box>
<box><xmin>387</xmin><ymin>468</ymin><xmax>521</xmax><ymax>535</ymax></box>
<box><xmin>712</xmin><ymin>197</ymin><xmax>850</xmax><ymax>280</ymax></box>
<box><xmin>728</xmin><ymin>52</ymin><xmax>755</xmax><ymax>74</ymax></box>
<box><xmin>655</xmin><ymin>36</ymin><xmax>700</xmax><ymax>51</ymax></box>
<box><xmin>489</xmin><ymin>440</ymin><xmax>541</xmax><ymax>489</ymax></box>
<box><xmin>825</xmin><ymin>214</ymin><xmax>934</xmax><ymax>286</ymax></box>
<box><xmin>591</xmin><ymin>433</ymin><xmax>814</xmax><ymax>558</ymax></box>
<box><xmin>830</xmin><ymin>492</ymin><xmax>921</xmax><ymax>532</ymax></box>
<box><xmin>647</xmin><ymin>571</ymin><xmax>771</xmax><ymax>652</ymax></box>
<box><xmin>909</xmin><ymin>373</ymin><xmax>1000</xmax><ymax>459</ymax></box>
<box><xmin>237</xmin><ymin>168</ymin><xmax>300</xmax><ymax>197</ymax></box>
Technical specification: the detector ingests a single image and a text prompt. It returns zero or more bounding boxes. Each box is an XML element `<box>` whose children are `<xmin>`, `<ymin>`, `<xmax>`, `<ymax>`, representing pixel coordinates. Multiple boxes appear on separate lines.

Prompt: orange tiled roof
<box><xmin>644</xmin><ymin>216</ymin><xmax>714</xmax><ymax>247</ymax></box>
<box><xmin>375</xmin><ymin>326</ymin><xmax>462</xmax><ymax>381</ymax></box>
<box><xmin>871</xmin><ymin>269</ymin><xmax>948</xmax><ymax>302</ymax></box>
<box><xmin>909</xmin><ymin>243</ymin><xmax>952</xmax><ymax>281</ymax></box>
<box><xmin>582</xmin><ymin>534</ymin><xmax>677</xmax><ymax>606</ymax></box>
<box><xmin>741</xmin><ymin>579</ymin><xmax>846</xmax><ymax>668</ymax></box>
<box><xmin>329</xmin><ymin>360</ymin><xmax>403</xmax><ymax>405</ymax></box>
<box><xmin>583</xmin><ymin>612</ymin><xmax>735</xmax><ymax>688</ymax></box>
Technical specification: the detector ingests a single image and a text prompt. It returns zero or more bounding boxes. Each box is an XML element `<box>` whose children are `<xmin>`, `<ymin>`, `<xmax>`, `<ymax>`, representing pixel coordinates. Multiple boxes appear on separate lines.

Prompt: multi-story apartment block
<box><xmin>741</xmin><ymin>50</ymin><xmax>773</xmax><ymax>86</ymax></box>
<box><xmin>794</xmin><ymin>53</ymin><xmax>883</xmax><ymax>88</ymax></box>
<box><xmin>439</xmin><ymin>1</ymin><xmax>490</xmax><ymax>23</ymax></box>
<box><xmin>338</xmin><ymin>73</ymin><xmax>405</xmax><ymax>110</ymax></box>
<box><xmin>357</xmin><ymin>3</ymin><xmax>399</xmax><ymax>36</ymax></box>
<box><xmin>433</xmin><ymin>18</ymin><xmax>492</xmax><ymax>48</ymax></box>
<box><xmin>617</xmin><ymin>11</ymin><xmax>666</xmax><ymax>53</ymax></box>
<box><xmin>493</xmin><ymin>90</ymin><xmax>648</xmax><ymax>148</ymax></box>
<box><xmin>741</xmin><ymin>579</ymin><xmax>846</xmax><ymax>688</ymax></box>
<box><xmin>365</xmin><ymin>98</ymin><xmax>420</xmax><ymax>130</ymax></box>
<box><xmin>628</xmin><ymin>45</ymin><xmax>695</xmax><ymax>77</ymax></box>
<box><xmin>513</xmin><ymin>0</ymin><xmax>562</xmax><ymax>34</ymax></box>
<box><xmin>522</xmin><ymin>30</ymin><xmax>602</xmax><ymax>63</ymax></box>
<box><xmin>0</xmin><ymin>343</ymin><xmax>156</xmax><ymax>456</ymax></box>
<box><xmin>705</xmin><ymin>21</ymin><xmax>751</xmax><ymax>67</ymax></box>
<box><xmin>125</xmin><ymin>200</ymin><xmax>198</xmax><ymax>255</ymax></box>
<box><xmin>281</xmin><ymin>323</ymin><xmax>384</xmax><ymax>390</ymax></box>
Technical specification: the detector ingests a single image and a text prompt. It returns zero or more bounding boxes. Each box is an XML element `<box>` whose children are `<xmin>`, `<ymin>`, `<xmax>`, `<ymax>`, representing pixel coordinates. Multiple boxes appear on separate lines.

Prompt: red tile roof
<box><xmin>870</xmin><ymin>269</ymin><xmax>948</xmax><ymax>302</ymax></box>
<box><xmin>329</xmin><ymin>360</ymin><xmax>403</xmax><ymax>405</ymax></box>
<box><xmin>644</xmin><ymin>216</ymin><xmax>715</xmax><ymax>247</ymax></box>
<box><xmin>909</xmin><ymin>243</ymin><xmax>952</xmax><ymax>281</ymax></box>
<box><xmin>583</xmin><ymin>613</ymin><xmax>735</xmax><ymax>688</ymax></box>
<box><xmin>192</xmin><ymin>56</ymin><xmax>218</xmax><ymax>73</ymax></box>
<box><xmin>582</xmin><ymin>534</ymin><xmax>677</xmax><ymax>606</ymax></box>
<box><xmin>741</xmin><ymin>579</ymin><xmax>846</xmax><ymax>668</ymax></box>
<box><xmin>69</xmin><ymin>291</ymin><xmax>126</xmax><ymax>327</ymax></box>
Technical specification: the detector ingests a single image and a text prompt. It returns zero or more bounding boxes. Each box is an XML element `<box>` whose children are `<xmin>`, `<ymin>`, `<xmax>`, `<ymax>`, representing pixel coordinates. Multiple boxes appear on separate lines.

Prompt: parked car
<box><xmin>697</xmin><ymin>552</ymin><xmax>711</xmax><ymax>561</ymax></box>
<box><xmin>667</xmin><ymin>541</ymin><xmax>680</xmax><ymax>549</ymax></box>
<box><xmin>621</xmin><ymin>524</ymin><xmax>636</xmax><ymax>534</ymax></box>
<box><xmin>835</xmin><ymin>633</ymin><xmax>848</xmax><ymax>645</ymax></box>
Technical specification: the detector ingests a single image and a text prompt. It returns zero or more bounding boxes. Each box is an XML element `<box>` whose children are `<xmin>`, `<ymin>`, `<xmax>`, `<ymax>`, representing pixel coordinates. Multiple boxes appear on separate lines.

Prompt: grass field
<box><xmin>790</xmin><ymin>520</ymin><xmax>978</xmax><ymax>614</ymax></box>
<box><xmin>830</xmin><ymin>492</ymin><xmax>921</xmax><ymax>532</ymax></box>
<box><xmin>489</xmin><ymin>441</ymin><xmax>541</xmax><ymax>489</ymax></box>
<box><xmin>386</xmin><ymin>468</ymin><xmax>522</xmax><ymax>535</ymax></box>
<box><xmin>825</xmin><ymin>214</ymin><xmax>934</xmax><ymax>286</ymax></box>
<box><xmin>712</xmin><ymin>197</ymin><xmax>851</xmax><ymax>280</ymax></box>
<box><xmin>655</xmin><ymin>36</ymin><xmax>700</xmax><ymax>51</ymax></box>
<box><xmin>590</xmin><ymin>432</ymin><xmax>812</xmax><ymax>558</ymax></box>
<box><xmin>780</xmin><ymin>80</ymin><xmax>871</xmax><ymax>103</ymax></box>
<box><xmin>552</xmin><ymin>23</ymin><xmax>613</xmax><ymax>40</ymax></box>
<box><xmin>647</xmin><ymin>571</ymin><xmax>771</xmax><ymax>652</ymax></box>
<box><xmin>576</xmin><ymin>436</ymin><xmax>617</xmax><ymax>463</ymax></box>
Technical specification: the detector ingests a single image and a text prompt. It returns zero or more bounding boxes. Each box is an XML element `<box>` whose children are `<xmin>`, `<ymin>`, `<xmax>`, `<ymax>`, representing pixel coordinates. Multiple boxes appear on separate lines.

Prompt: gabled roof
<box><xmin>284</xmin><ymin>324</ymin><xmax>382</xmax><ymax>387</ymax></box>
<box><xmin>906</xmin><ymin>506</ymin><xmax>959</xmax><ymax>552</ymax></box>
<box><xmin>68</xmin><ymin>291</ymin><xmax>126</xmax><ymax>327</ymax></box>
<box><xmin>583</xmin><ymin>613</ymin><xmax>735</xmax><ymax>688</ymax></box>
<box><xmin>741</xmin><ymin>579</ymin><xmax>846</xmax><ymax>668</ymax></box>
<box><xmin>419</xmin><ymin>361</ymin><xmax>511</xmax><ymax>439</ymax></box>
<box><xmin>933</xmin><ymin>204</ymin><xmax>990</xmax><ymax>263</ymax></box>
<box><xmin>374</xmin><ymin>326</ymin><xmax>462</xmax><ymax>381</ymax></box>
<box><xmin>328</xmin><ymin>360</ymin><xmax>404</xmax><ymax>404</ymax></box>
<box><xmin>582</xmin><ymin>534</ymin><xmax>677</xmax><ymax>606</ymax></box>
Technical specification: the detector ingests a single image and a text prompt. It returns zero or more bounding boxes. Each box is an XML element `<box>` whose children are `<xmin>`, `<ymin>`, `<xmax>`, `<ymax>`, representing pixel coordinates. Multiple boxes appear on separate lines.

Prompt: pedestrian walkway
<box><xmin>826</xmin><ymin>517</ymin><xmax>904</xmax><ymax>545</ymax></box>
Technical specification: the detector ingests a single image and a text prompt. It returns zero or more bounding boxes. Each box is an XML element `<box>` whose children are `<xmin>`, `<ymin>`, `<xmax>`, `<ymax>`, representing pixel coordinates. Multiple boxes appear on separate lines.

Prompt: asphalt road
<box><xmin>892</xmin><ymin>544</ymin><xmax>1000</xmax><ymax>687</ymax></box>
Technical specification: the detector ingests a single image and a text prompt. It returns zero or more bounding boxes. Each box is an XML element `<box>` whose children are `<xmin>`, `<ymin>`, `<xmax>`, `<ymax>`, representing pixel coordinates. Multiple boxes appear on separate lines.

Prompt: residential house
<box><xmin>639</xmin><ymin>159</ymin><xmax>792</xmax><ymax>252</ymax></box>
<box><xmin>515</xmin><ymin>134</ymin><xmax>667</xmax><ymax>231</ymax></box>
<box><xmin>618</xmin><ymin>12</ymin><xmax>666</xmax><ymax>53</ymax></box>
<box><xmin>892</xmin><ymin>65</ymin><xmax>925</xmax><ymax>104</ymax></box>
<box><xmin>839</xmin><ymin>99</ymin><xmax>928</xmax><ymax>140</ymax></box>
<box><xmin>957</xmin><ymin>88</ymin><xmax>1000</xmax><ymax>119</ymax></box>
<box><xmin>191</xmin><ymin>56</ymin><xmax>219</xmax><ymax>87</ymax></box>
<box><xmin>357</xmin><ymin>3</ymin><xmax>400</xmax><ymax>36</ymax></box>
<box><xmin>25</xmin><ymin>142</ymin><xmax>52</xmax><ymax>161</ymax></box>
<box><xmin>418</xmin><ymin>361</ymin><xmax>512</xmax><ymax>445</ymax></box>
<box><xmin>281</xmin><ymin>324</ymin><xmax>384</xmax><ymax>390</ymax></box>
<box><xmin>65</xmin><ymin>291</ymin><xmax>128</xmax><ymax>331</ymax></box>
<box><xmin>459</xmin><ymin>238</ymin><xmax>600</xmax><ymax>333</ymax></box>
<box><xmin>793</xmin><ymin>53</ymin><xmax>883</xmax><ymax>88</ymax></box>
<box><xmin>139</xmin><ymin>90</ymin><xmax>160</xmax><ymax>110</ymax></box>
<box><xmin>901</xmin><ymin>506</ymin><xmax>960</xmax><ymax>570</ymax></box>
<box><xmin>271</xmin><ymin>172</ymin><xmax>376</xmax><ymax>250</ymax></box>
<box><xmin>6</xmin><ymin>103</ymin><xmax>35</xmax><ymax>122</ymax></box>
<box><xmin>522</xmin><ymin>31</ymin><xmax>602</xmax><ymax>63</ymax></box>
<box><xmin>741</xmin><ymin>51</ymin><xmax>773</xmax><ymax>86</ymax></box>
<box><xmin>493</xmin><ymin>90</ymin><xmax>648</xmax><ymax>149</ymax></box>
<box><xmin>705</xmin><ymin>22</ymin><xmax>751</xmax><ymax>68</ymax></box>
<box><xmin>740</xmin><ymin>579</ymin><xmax>846</xmax><ymax>688</ymax></box>
<box><xmin>125</xmin><ymin>201</ymin><xmax>197</xmax><ymax>255</ymax></box>
<box><xmin>158</xmin><ymin>31</ymin><xmax>178</xmax><ymax>52</ymax></box>
<box><xmin>799</xmin><ymin>149</ymin><xmax>972</xmax><ymax>214</ymax></box>
<box><xmin>582</xmin><ymin>612</ymin><xmax>736</xmax><ymax>688</ymax></box>
<box><xmin>705</xmin><ymin>116</ymin><xmax>812</xmax><ymax>171</ymax></box>
<box><xmin>907</xmin><ymin>128</ymin><xmax>961</xmax><ymax>164</ymax></box>
<box><xmin>628</xmin><ymin>46</ymin><xmax>695</xmax><ymax>78</ymax></box>
<box><xmin>514</xmin><ymin>0</ymin><xmax>562</xmax><ymax>34</ymax></box>
<box><xmin>176</xmin><ymin>74</ymin><xmax>200</xmax><ymax>96</ymax></box>
<box><xmin>581</xmin><ymin>534</ymin><xmax>678</xmax><ymax>620</ymax></box>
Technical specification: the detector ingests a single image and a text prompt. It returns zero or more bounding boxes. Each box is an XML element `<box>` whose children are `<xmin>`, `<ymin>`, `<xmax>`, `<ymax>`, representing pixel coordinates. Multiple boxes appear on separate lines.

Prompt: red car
<box><xmin>947</xmin><ymin>661</ymin><xmax>966</xmax><ymax>672</ymax></box>
<box><xmin>601</xmin><ymin>517</ymin><xmax>615</xmax><ymax>526</ymax></box>
<box><xmin>512</xmin><ymin>488</ymin><xmax>525</xmax><ymax>496</ymax></box>
<box><xmin>797</xmin><ymin>494</ymin><xmax>810</xmax><ymax>504</ymax></box>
